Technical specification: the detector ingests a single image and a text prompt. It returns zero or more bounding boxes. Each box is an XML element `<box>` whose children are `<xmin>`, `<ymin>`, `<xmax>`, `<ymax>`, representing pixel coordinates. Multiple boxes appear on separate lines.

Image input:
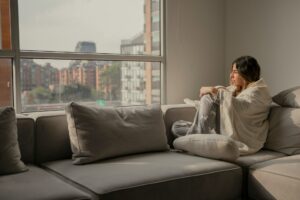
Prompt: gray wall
<box><xmin>165</xmin><ymin>0</ymin><xmax>225</xmax><ymax>104</ymax></box>
<box><xmin>225</xmin><ymin>0</ymin><xmax>300</xmax><ymax>95</ymax></box>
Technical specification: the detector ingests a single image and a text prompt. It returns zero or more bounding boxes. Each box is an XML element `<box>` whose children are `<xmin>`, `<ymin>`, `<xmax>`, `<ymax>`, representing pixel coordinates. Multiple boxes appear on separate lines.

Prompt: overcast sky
<box><xmin>19</xmin><ymin>0</ymin><xmax>144</xmax><ymax>58</ymax></box>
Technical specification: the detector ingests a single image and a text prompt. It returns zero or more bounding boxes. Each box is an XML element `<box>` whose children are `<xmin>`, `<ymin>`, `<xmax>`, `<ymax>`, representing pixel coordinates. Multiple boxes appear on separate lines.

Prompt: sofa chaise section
<box><xmin>42</xmin><ymin>151</ymin><xmax>242</xmax><ymax>200</ymax></box>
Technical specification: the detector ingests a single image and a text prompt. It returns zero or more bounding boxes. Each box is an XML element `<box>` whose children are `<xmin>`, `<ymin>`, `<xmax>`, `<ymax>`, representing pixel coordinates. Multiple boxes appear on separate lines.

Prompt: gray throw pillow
<box><xmin>272</xmin><ymin>86</ymin><xmax>300</xmax><ymax>108</ymax></box>
<box><xmin>66</xmin><ymin>102</ymin><xmax>169</xmax><ymax>164</ymax></box>
<box><xmin>265</xmin><ymin>106</ymin><xmax>300</xmax><ymax>155</ymax></box>
<box><xmin>0</xmin><ymin>107</ymin><xmax>27</xmax><ymax>175</ymax></box>
<box><xmin>173</xmin><ymin>134</ymin><xmax>240</xmax><ymax>162</ymax></box>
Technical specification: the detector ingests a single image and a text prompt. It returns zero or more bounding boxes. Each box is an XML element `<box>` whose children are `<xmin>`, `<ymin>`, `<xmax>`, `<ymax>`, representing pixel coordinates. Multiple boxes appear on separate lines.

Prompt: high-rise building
<box><xmin>121</xmin><ymin>33</ymin><xmax>145</xmax><ymax>105</ymax></box>
<box><xmin>68</xmin><ymin>42</ymin><xmax>97</xmax><ymax>89</ymax></box>
<box><xmin>75</xmin><ymin>41</ymin><xmax>96</xmax><ymax>53</ymax></box>
<box><xmin>144</xmin><ymin>0</ymin><xmax>161</xmax><ymax>104</ymax></box>
<box><xmin>0</xmin><ymin>59</ymin><xmax>12</xmax><ymax>106</ymax></box>
<box><xmin>120</xmin><ymin>0</ymin><xmax>161</xmax><ymax>105</ymax></box>
<box><xmin>0</xmin><ymin>0</ymin><xmax>12</xmax><ymax>106</ymax></box>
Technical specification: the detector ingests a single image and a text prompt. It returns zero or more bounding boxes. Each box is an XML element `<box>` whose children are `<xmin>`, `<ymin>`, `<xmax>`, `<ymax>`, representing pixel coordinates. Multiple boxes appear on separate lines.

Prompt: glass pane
<box><xmin>0</xmin><ymin>58</ymin><xmax>12</xmax><ymax>106</ymax></box>
<box><xmin>18</xmin><ymin>0</ymin><xmax>161</xmax><ymax>55</ymax></box>
<box><xmin>0</xmin><ymin>0</ymin><xmax>11</xmax><ymax>49</ymax></box>
<box><xmin>20</xmin><ymin>59</ymin><xmax>161</xmax><ymax>112</ymax></box>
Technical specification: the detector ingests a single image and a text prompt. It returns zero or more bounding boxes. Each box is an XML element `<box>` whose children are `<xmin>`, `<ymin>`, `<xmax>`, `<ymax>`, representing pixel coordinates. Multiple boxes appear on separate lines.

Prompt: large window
<box><xmin>0</xmin><ymin>0</ymin><xmax>164</xmax><ymax>112</ymax></box>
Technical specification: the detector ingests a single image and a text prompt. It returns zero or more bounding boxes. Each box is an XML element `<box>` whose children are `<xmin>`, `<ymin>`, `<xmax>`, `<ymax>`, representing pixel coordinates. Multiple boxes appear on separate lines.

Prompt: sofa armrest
<box><xmin>161</xmin><ymin>104</ymin><xmax>196</xmax><ymax>147</ymax></box>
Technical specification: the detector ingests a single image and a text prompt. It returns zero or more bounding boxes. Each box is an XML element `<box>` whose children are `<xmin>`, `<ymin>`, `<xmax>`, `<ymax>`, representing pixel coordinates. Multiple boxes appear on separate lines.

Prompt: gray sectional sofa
<box><xmin>1</xmin><ymin>104</ymin><xmax>300</xmax><ymax>200</ymax></box>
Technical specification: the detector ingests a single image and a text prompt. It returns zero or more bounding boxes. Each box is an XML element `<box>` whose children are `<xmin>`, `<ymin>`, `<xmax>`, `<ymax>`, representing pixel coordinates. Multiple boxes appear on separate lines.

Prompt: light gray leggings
<box><xmin>172</xmin><ymin>94</ymin><xmax>220</xmax><ymax>138</ymax></box>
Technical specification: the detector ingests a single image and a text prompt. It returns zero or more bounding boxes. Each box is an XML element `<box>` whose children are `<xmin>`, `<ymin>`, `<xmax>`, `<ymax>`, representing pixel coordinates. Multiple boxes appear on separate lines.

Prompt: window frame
<box><xmin>0</xmin><ymin>0</ymin><xmax>166</xmax><ymax>113</ymax></box>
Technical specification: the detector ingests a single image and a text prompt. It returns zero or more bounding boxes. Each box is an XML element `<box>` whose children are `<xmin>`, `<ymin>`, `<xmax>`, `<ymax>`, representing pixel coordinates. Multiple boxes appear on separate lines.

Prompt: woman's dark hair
<box><xmin>232</xmin><ymin>55</ymin><xmax>261</xmax><ymax>82</ymax></box>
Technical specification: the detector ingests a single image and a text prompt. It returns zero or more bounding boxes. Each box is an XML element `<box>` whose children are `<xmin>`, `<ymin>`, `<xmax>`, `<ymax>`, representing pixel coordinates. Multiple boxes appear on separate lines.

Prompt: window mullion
<box><xmin>19</xmin><ymin>51</ymin><xmax>164</xmax><ymax>63</ymax></box>
<box><xmin>10</xmin><ymin>0</ymin><xmax>21</xmax><ymax>113</ymax></box>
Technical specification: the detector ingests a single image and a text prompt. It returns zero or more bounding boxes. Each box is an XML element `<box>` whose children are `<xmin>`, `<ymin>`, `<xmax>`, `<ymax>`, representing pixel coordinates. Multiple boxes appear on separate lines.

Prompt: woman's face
<box><xmin>230</xmin><ymin>63</ymin><xmax>246</xmax><ymax>87</ymax></box>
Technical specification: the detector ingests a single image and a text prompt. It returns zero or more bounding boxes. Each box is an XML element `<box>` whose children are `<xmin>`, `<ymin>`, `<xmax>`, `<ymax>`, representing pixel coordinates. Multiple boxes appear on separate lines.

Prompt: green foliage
<box><xmin>61</xmin><ymin>84</ymin><xmax>92</xmax><ymax>102</ymax></box>
<box><xmin>100</xmin><ymin>62</ymin><xmax>121</xmax><ymax>101</ymax></box>
<box><xmin>31</xmin><ymin>86</ymin><xmax>51</xmax><ymax>103</ymax></box>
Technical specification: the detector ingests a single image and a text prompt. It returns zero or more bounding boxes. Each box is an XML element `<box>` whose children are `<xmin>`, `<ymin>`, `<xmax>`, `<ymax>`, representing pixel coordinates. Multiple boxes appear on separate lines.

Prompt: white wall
<box><xmin>225</xmin><ymin>0</ymin><xmax>300</xmax><ymax>95</ymax></box>
<box><xmin>165</xmin><ymin>0</ymin><xmax>225</xmax><ymax>104</ymax></box>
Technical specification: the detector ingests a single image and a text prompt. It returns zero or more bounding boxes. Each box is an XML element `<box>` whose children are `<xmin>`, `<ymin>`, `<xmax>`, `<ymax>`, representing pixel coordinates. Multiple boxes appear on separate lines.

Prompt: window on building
<box><xmin>0</xmin><ymin>0</ymin><xmax>164</xmax><ymax>112</ymax></box>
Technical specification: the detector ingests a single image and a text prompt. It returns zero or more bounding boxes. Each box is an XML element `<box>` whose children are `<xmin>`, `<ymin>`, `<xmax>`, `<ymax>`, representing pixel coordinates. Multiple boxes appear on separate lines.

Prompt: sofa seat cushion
<box><xmin>0</xmin><ymin>164</ymin><xmax>91</xmax><ymax>200</ymax></box>
<box><xmin>249</xmin><ymin>154</ymin><xmax>300</xmax><ymax>200</ymax></box>
<box><xmin>43</xmin><ymin>151</ymin><xmax>242</xmax><ymax>200</ymax></box>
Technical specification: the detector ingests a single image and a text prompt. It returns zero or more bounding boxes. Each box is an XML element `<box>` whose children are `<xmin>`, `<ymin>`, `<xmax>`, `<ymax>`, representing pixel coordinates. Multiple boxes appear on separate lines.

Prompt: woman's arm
<box><xmin>199</xmin><ymin>86</ymin><xmax>218</xmax><ymax>97</ymax></box>
<box><xmin>199</xmin><ymin>85</ymin><xmax>233</xmax><ymax>97</ymax></box>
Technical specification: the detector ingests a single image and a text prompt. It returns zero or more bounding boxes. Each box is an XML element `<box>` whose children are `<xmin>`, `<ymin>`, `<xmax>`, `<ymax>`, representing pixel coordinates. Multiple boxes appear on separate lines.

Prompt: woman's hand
<box><xmin>233</xmin><ymin>85</ymin><xmax>243</xmax><ymax>96</ymax></box>
<box><xmin>199</xmin><ymin>86</ymin><xmax>218</xmax><ymax>97</ymax></box>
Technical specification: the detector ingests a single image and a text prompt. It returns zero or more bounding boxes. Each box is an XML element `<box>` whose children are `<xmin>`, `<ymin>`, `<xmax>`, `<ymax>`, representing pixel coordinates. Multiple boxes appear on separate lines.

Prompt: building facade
<box><xmin>120</xmin><ymin>0</ymin><xmax>161</xmax><ymax>105</ymax></box>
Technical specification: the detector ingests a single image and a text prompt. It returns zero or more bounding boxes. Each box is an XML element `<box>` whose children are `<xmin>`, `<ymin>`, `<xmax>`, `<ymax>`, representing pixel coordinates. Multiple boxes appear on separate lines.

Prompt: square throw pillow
<box><xmin>272</xmin><ymin>86</ymin><xmax>300</xmax><ymax>108</ymax></box>
<box><xmin>265</xmin><ymin>106</ymin><xmax>300</xmax><ymax>155</ymax></box>
<box><xmin>0</xmin><ymin>107</ymin><xmax>27</xmax><ymax>175</ymax></box>
<box><xmin>173</xmin><ymin>134</ymin><xmax>239</xmax><ymax>162</ymax></box>
<box><xmin>65</xmin><ymin>102</ymin><xmax>169</xmax><ymax>164</ymax></box>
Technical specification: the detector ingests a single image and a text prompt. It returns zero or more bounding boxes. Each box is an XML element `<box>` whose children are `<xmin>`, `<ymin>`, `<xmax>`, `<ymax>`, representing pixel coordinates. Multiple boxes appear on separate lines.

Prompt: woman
<box><xmin>172</xmin><ymin>55</ymin><xmax>272</xmax><ymax>155</ymax></box>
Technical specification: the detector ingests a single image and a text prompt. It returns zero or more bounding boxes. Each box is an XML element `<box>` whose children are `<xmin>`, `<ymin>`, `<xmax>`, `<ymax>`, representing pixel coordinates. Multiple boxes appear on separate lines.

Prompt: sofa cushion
<box><xmin>173</xmin><ymin>134</ymin><xmax>239</xmax><ymax>161</ymax></box>
<box><xmin>66</xmin><ymin>102</ymin><xmax>169</xmax><ymax>164</ymax></box>
<box><xmin>234</xmin><ymin>150</ymin><xmax>286</xmax><ymax>198</ymax></box>
<box><xmin>162</xmin><ymin>104</ymin><xmax>196</xmax><ymax>146</ymax></box>
<box><xmin>248</xmin><ymin>154</ymin><xmax>300</xmax><ymax>200</ymax></box>
<box><xmin>35</xmin><ymin>114</ymin><xmax>72</xmax><ymax>164</ymax></box>
<box><xmin>265</xmin><ymin>107</ymin><xmax>300</xmax><ymax>155</ymax></box>
<box><xmin>0</xmin><ymin>164</ymin><xmax>91</xmax><ymax>200</ymax></box>
<box><xmin>234</xmin><ymin>150</ymin><xmax>286</xmax><ymax>168</ymax></box>
<box><xmin>16</xmin><ymin>116</ymin><xmax>35</xmax><ymax>163</ymax></box>
<box><xmin>272</xmin><ymin>86</ymin><xmax>300</xmax><ymax>108</ymax></box>
<box><xmin>0</xmin><ymin>107</ymin><xmax>27</xmax><ymax>175</ymax></box>
<box><xmin>42</xmin><ymin>151</ymin><xmax>242</xmax><ymax>200</ymax></box>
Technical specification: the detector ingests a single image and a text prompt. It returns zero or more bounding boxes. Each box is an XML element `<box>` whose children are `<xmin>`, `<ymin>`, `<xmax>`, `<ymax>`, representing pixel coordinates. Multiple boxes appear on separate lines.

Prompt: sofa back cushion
<box><xmin>66</xmin><ymin>102</ymin><xmax>169</xmax><ymax>164</ymax></box>
<box><xmin>272</xmin><ymin>86</ymin><xmax>300</xmax><ymax>108</ymax></box>
<box><xmin>162</xmin><ymin>105</ymin><xmax>196</xmax><ymax>147</ymax></box>
<box><xmin>0</xmin><ymin>107</ymin><xmax>27</xmax><ymax>175</ymax></box>
<box><xmin>34</xmin><ymin>113</ymin><xmax>72</xmax><ymax>164</ymax></box>
<box><xmin>265</xmin><ymin>106</ymin><xmax>300</xmax><ymax>155</ymax></box>
<box><xmin>16</xmin><ymin>115</ymin><xmax>35</xmax><ymax>163</ymax></box>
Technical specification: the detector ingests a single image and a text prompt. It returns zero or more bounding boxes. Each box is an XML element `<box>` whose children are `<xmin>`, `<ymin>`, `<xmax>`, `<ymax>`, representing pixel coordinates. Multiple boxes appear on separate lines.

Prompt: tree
<box><xmin>61</xmin><ymin>84</ymin><xmax>92</xmax><ymax>102</ymax></box>
<box><xmin>100</xmin><ymin>63</ymin><xmax>121</xmax><ymax>101</ymax></box>
<box><xmin>31</xmin><ymin>86</ymin><xmax>51</xmax><ymax>104</ymax></box>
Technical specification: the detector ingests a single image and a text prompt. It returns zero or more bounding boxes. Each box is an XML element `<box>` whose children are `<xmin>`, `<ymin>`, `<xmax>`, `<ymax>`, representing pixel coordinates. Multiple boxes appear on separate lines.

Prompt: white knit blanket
<box><xmin>218</xmin><ymin>78</ymin><xmax>272</xmax><ymax>155</ymax></box>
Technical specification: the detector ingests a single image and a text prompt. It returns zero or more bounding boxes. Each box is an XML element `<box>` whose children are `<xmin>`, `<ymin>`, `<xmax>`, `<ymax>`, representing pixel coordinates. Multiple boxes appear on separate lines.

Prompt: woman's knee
<box><xmin>201</xmin><ymin>94</ymin><xmax>213</xmax><ymax>101</ymax></box>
